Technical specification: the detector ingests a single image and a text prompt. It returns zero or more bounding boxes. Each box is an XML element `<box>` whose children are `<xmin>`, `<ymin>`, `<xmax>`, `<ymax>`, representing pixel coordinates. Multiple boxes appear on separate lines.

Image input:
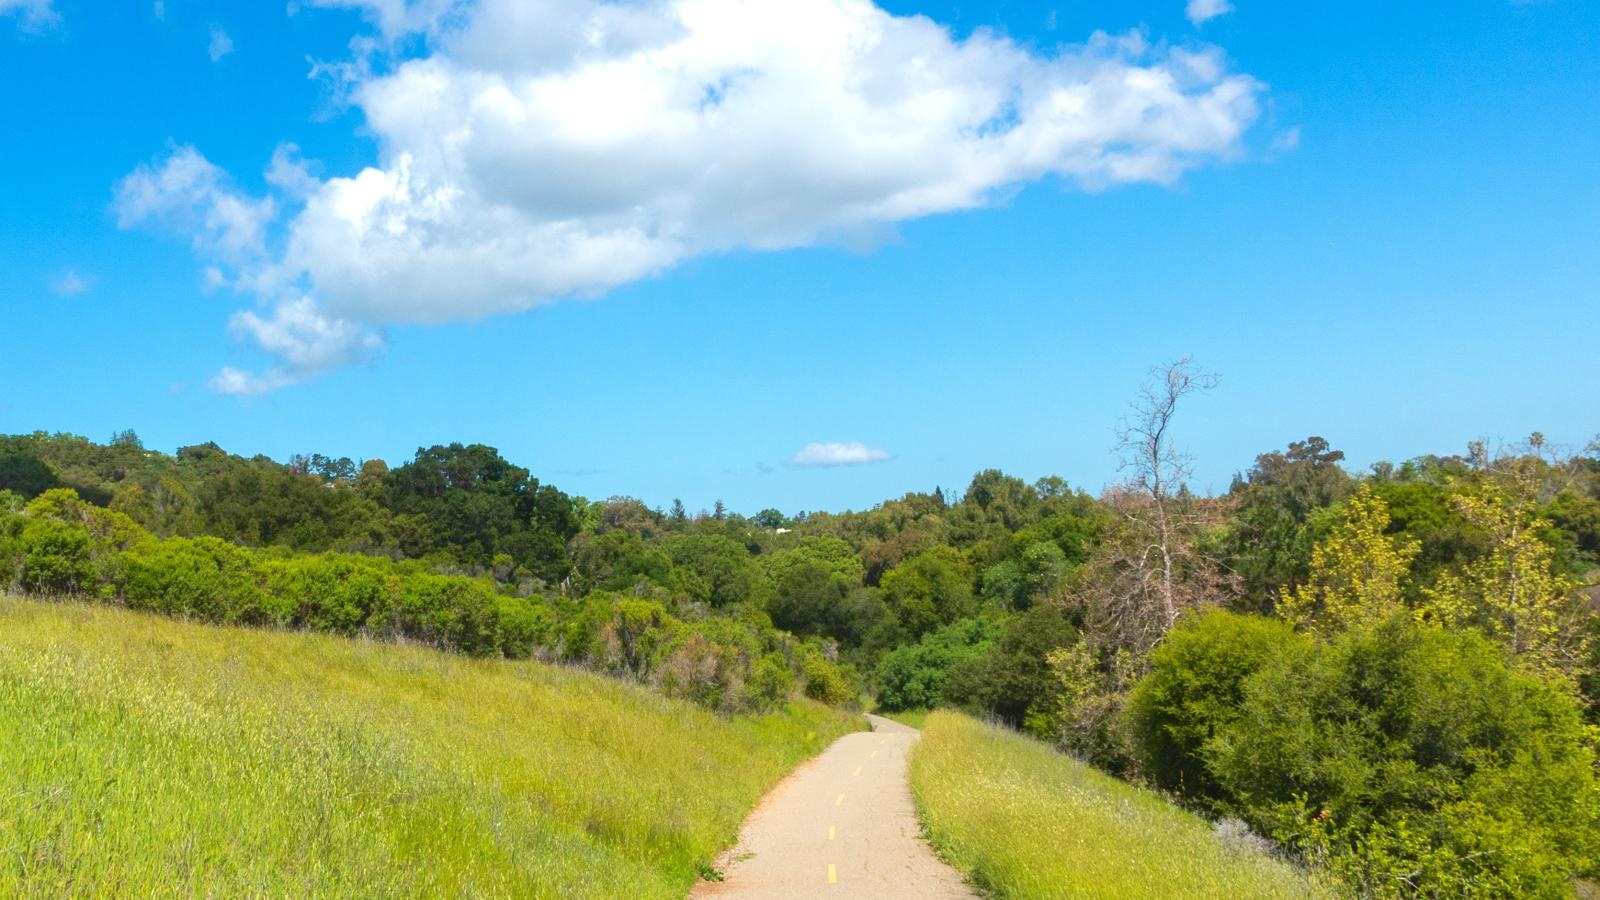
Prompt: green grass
<box><xmin>909</xmin><ymin>711</ymin><xmax>1334</xmax><ymax>899</ymax></box>
<box><xmin>0</xmin><ymin>596</ymin><xmax>864</xmax><ymax>897</ymax></box>
<box><xmin>876</xmin><ymin>708</ymin><xmax>931</xmax><ymax>730</ymax></box>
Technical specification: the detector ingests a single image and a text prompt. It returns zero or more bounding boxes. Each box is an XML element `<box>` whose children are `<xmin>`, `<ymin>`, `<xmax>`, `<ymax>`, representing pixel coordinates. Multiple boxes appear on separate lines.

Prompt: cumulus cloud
<box><xmin>791</xmin><ymin>442</ymin><xmax>893</xmax><ymax>467</ymax></box>
<box><xmin>50</xmin><ymin>269</ymin><xmax>93</xmax><ymax>296</ymax></box>
<box><xmin>0</xmin><ymin>0</ymin><xmax>56</xmax><ymax>29</ymax></box>
<box><xmin>122</xmin><ymin>0</ymin><xmax>1265</xmax><ymax>392</ymax></box>
<box><xmin>208</xmin><ymin>25</ymin><xmax>234</xmax><ymax>61</ymax></box>
<box><xmin>1186</xmin><ymin>0</ymin><xmax>1234</xmax><ymax>26</ymax></box>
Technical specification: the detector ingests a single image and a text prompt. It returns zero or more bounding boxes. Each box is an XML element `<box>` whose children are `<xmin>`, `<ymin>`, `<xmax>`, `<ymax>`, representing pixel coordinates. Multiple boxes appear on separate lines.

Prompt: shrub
<box><xmin>265</xmin><ymin>553</ymin><xmax>400</xmax><ymax>633</ymax></box>
<box><xmin>654</xmin><ymin>632</ymin><xmax>742</xmax><ymax>711</ymax></box>
<box><xmin>1210</xmin><ymin>617</ymin><xmax>1600</xmax><ymax>896</ymax></box>
<box><xmin>796</xmin><ymin>641</ymin><xmax>857</xmax><ymax>706</ymax></box>
<box><xmin>1126</xmin><ymin>610</ymin><xmax>1302</xmax><ymax>802</ymax></box>
<box><xmin>122</xmin><ymin>536</ymin><xmax>268</xmax><ymax>622</ymax></box>
<box><xmin>18</xmin><ymin>518</ymin><xmax>96</xmax><ymax>595</ymax></box>
<box><xmin>745</xmin><ymin>651</ymin><xmax>796</xmax><ymax>712</ymax></box>
<box><xmin>0</xmin><ymin>496</ymin><xmax>19</xmax><ymax>587</ymax></box>
<box><xmin>1030</xmin><ymin>643</ymin><xmax>1138</xmax><ymax>771</ymax></box>
<box><xmin>493</xmin><ymin>595</ymin><xmax>553</xmax><ymax>658</ymax></box>
<box><xmin>395</xmin><ymin>574</ymin><xmax>505</xmax><ymax>656</ymax></box>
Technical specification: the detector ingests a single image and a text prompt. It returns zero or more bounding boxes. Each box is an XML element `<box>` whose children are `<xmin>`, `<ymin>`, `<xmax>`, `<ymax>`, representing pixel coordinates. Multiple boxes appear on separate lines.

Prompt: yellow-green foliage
<box><xmin>908</xmin><ymin>711</ymin><xmax>1331</xmax><ymax>900</ymax></box>
<box><xmin>1418</xmin><ymin>484</ymin><xmax>1589</xmax><ymax>680</ymax></box>
<box><xmin>1280</xmin><ymin>485</ymin><xmax>1418</xmax><ymax>634</ymax></box>
<box><xmin>0</xmin><ymin>596</ymin><xmax>863</xmax><ymax>897</ymax></box>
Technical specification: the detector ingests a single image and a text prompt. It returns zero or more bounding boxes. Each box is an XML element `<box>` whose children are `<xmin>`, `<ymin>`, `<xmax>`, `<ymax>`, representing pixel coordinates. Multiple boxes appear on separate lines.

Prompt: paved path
<box><xmin>693</xmin><ymin>714</ymin><xmax>974</xmax><ymax>899</ymax></box>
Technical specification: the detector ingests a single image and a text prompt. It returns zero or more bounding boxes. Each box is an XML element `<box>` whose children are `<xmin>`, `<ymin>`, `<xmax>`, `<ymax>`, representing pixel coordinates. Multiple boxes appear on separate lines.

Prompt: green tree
<box><xmin>1279</xmin><ymin>485</ymin><xmax>1418</xmax><ymax>634</ymax></box>
<box><xmin>1418</xmin><ymin>483</ymin><xmax>1589</xmax><ymax>680</ymax></box>
<box><xmin>1226</xmin><ymin>436</ymin><xmax>1354</xmax><ymax>611</ymax></box>
<box><xmin>665</xmin><ymin>533</ymin><xmax>771</xmax><ymax>609</ymax></box>
<box><xmin>879</xmin><ymin>546</ymin><xmax>975</xmax><ymax>639</ymax></box>
<box><xmin>0</xmin><ymin>438</ymin><xmax>61</xmax><ymax>499</ymax></box>
<box><xmin>874</xmin><ymin>618</ymin><xmax>1001</xmax><ymax>711</ymax></box>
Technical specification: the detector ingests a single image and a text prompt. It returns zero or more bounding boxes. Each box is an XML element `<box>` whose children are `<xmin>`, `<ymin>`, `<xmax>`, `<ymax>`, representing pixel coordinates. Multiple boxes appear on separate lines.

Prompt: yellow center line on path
<box><xmin>828</xmin><ymin>824</ymin><xmax>836</xmax><ymax>840</ymax></box>
<box><xmin>880</xmin><ymin>738</ymin><xmax>887</xmax><ymax>745</ymax></box>
<box><xmin>853</xmin><ymin>767</ymin><xmax>862</xmax><ymax>777</ymax></box>
<box><xmin>828</xmin><ymin>863</ymin><xmax>838</xmax><ymax>884</ymax></box>
<box><xmin>869</xmin><ymin>750</ymin><xmax>878</xmax><ymax>758</ymax></box>
<box><xmin>835</xmin><ymin>793</ymin><xmax>846</xmax><ymax>806</ymax></box>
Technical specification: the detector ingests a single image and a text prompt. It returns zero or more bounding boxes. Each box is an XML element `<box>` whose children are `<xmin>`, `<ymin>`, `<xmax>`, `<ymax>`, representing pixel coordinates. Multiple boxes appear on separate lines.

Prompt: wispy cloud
<box><xmin>50</xmin><ymin>269</ymin><xmax>93</xmax><ymax>296</ymax></box>
<box><xmin>208</xmin><ymin>25</ymin><xmax>233</xmax><ymax>61</ymax></box>
<box><xmin>1186</xmin><ymin>0</ymin><xmax>1234</xmax><ymax>26</ymax></box>
<box><xmin>791</xmin><ymin>442</ymin><xmax>893</xmax><ymax>468</ymax></box>
<box><xmin>0</xmin><ymin>0</ymin><xmax>57</xmax><ymax>30</ymax></box>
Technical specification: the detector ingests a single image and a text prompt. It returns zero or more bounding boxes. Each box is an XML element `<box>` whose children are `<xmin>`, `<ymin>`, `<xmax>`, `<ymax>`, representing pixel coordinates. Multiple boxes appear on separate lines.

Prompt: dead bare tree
<box><xmin>1096</xmin><ymin>357</ymin><xmax>1222</xmax><ymax>651</ymax></box>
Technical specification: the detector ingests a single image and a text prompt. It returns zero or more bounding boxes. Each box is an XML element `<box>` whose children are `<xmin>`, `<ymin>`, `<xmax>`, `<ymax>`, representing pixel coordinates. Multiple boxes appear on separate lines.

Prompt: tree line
<box><xmin>2</xmin><ymin>361</ymin><xmax>1598</xmax><ymax>894</ymax></box>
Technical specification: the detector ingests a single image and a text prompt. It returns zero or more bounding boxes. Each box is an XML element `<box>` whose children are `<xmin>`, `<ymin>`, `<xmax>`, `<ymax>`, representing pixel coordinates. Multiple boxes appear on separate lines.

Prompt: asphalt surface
<box><xmin>693</xmin><ymin>713</ymin><xmax>974</xmax><ymax>899</ymax></box>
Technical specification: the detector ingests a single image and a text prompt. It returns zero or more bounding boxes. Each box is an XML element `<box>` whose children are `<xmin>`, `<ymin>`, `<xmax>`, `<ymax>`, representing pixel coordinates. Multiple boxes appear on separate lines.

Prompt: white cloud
<box><xmin>223</xmin><ymin>296</ymin><xmax>386</xmax><ymax>389</ymax></box>
<box><xmin>0</xmin><ymin>0</ymin><xmax>56</xmax><ymax>29</ymax></box>
<box><xmin>125</xmin><ymin>0</ymin><xmax>1265</xmax><ymax>392</ymax></box>
<box><xmin>1186</xmin><ymin>0</ymin><xmax>1234</xmax><ymax>26</ymax></box>
<box><xmin>791</xmin><ymin>441</ymin><xmax>893</xmax><ymax>467</ymax></box>
<box><xmin>265</xmin><ymin>143</ymin><xmax>321</xmax><ymax>198</ymax></box>
<box><xmin>114</xmin><ymin>145</ymin><xmax>276</xmax><ymax>264</ymax></box>
<box><xmin>1272</xmin><ymin>125</ymin><xmax>1301</xmax><ymax>150</ymax></box>
<box><xmin>298</xmin><ymin>0</ymin><xmax>466</xmax><ymax>41</ymax></box>
<box><xmin>208</xmin><ymin>25</ymin><xmax>234</xmax><ymax>61</ymax></box>
<box><xmin>208</xmin><ymin>298</ymin><xmax>385</xmax><ymax>395</ymax></box>
<box><xmin>50</xmin><ymin>269</ymin><xmax>93</xmax><ymax>296</ymax></box>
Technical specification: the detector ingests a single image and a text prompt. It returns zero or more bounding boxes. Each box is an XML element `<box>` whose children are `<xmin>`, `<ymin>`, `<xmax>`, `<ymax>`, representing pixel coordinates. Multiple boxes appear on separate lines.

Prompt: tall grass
<box><xmin>908</xmin><ymin>711</ymin><xmax>1334</xmax><ymax>899</ymax></box>
<box><xmin>0</xmin><ymin>596</ymin><xmax>863</xmax><ymax>897</ymax></box>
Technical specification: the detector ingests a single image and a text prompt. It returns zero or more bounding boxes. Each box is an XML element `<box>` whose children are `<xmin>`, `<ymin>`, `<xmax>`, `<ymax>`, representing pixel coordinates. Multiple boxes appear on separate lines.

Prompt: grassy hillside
<box><xmin>909</xmin><ymin>711</ymin><xmax>1333</xmax><ymax>899</ymax></box>
<box><xmin>0</xmin><ymin>596</ymin><xmax>863</xmax><ymax>897</ymax></box>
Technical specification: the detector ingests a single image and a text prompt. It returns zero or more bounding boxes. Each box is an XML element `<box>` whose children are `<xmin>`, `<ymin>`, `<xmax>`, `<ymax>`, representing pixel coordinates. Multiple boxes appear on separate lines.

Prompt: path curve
<box><xmin>693</xmin><ymin>713</ymin><xmax>973</xmax><ymax>899</ymax></box>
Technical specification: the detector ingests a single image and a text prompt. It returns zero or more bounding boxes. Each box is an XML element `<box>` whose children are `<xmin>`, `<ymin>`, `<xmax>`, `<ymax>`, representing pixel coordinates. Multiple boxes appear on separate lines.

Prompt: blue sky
<box><xmin>1</xmin><ymin>0</ymin><xmax>1596</xmax><ymax>515</ymax></box>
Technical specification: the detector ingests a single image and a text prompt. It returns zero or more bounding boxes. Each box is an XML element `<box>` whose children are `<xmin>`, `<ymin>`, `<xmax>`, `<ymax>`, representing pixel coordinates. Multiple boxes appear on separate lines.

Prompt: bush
<box><xmin>493</xmin><ymin>595</ymin><xmax>553</xmax><ymax>658</ymax></box>
<box><xmin>264</xmin><ymin>553</ymin><xmax>401</xmax><ymax>633</ymax></box>
<box><xmin>18</xmin><ymin>518</ymin><xmax>96</xmax><ymax>595</ymax></box>
<box><xmin>796</xmin><ymin>641</ymin><xmax>857</xmax><ymax>706</ymax></box>
<box><xmin>394</xmin><ymin>573</ymin><xmax>506</xmax><ymax>656</ymax></box>
<box><xmin>0</xmin><ymin>488</ymin><xmax>865</xmax><ymax>715</ymax></box>
<box><xmin>122</xmin><ymin>536</ymin><xmax>268</xmax><ymax>622</ymax></box>
<box><xmin>1126</xmin><ymin>610</ymin><xmax>1301</xmax><ymax>803</ymax></box>
<box><xmin>1209</xmin><ymin>617</ymin><xmax>1600</xmax><ymax>896</ymax></box>
<box><xmin>745</xmin><ymin>651</ymin><xmax>796</xmax><ymax>712</ymax></box>
<box><xmin>654</xmin><ymin>633</ymin><xmax>743</xmax><ymax>711</ymax></box>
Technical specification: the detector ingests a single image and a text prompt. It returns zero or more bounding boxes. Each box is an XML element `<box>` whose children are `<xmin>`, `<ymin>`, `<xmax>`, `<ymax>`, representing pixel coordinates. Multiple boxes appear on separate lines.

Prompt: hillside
<box><xmin>0</xmin><ymin>597</ymin><xmax>863</xmax><ymax>897</ymax></box>
<box><xmin>909</xmin><ymin>711</ymin><xmax>1331</xmax><ymax>899</ymax></box>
